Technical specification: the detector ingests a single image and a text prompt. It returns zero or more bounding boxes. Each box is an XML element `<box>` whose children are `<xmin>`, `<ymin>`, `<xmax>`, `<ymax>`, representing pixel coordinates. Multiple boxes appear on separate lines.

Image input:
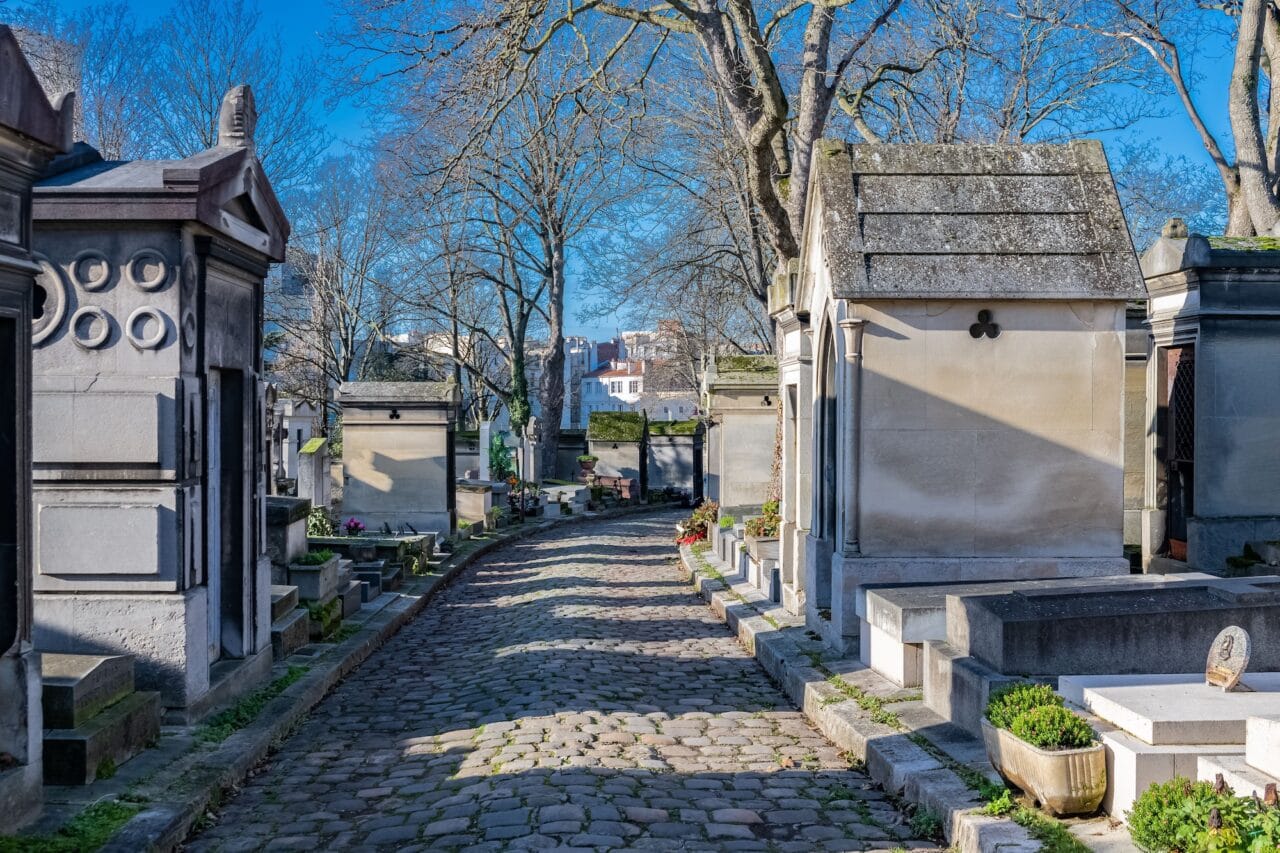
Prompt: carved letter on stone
<box><xmin>1206</xmin><ymin>626</ymin><xmax>1250</xmax><ymax>691</ymax></box>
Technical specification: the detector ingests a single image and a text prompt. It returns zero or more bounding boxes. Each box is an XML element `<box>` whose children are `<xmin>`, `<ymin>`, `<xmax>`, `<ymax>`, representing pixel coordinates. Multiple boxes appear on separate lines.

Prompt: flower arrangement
<box><xmin>343</xmin><ymin>517</ymin><xmax>366</xmax><ymax>537</ymax></box>
<box><xmin>675</xmin><ymin>499</ymin><xmax>719</xmax><ymax>545</ymax></box>
<box><xmin>744</xmin><ymin>499</ymin><xmax>781</xmax><ymax>538</ymax></box>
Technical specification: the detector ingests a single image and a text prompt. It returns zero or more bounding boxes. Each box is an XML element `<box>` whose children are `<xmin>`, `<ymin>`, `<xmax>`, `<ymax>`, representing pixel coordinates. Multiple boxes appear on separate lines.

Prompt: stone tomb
<box><xmin>776</xmin><ymin>141</ymin><xmax>1140</xmax><ymax>650</ymax></box>
<box><xmin>339</xmin><ymin>381</ymin><xmax>459</xmax><ymax>534</ymax></box>
<box><xmin>919</xmin><ymin>574</ymin><xmax>1280</xmax><ymax>738</ymax></box>
<box><xmin>29</xmin><ymin>86</ymin><xmax>289</xmax><ymax>721</ymax></box>
<box><xmin>858</xmin><ymin>572</ymin><xmax>1220</xmax><ymax>688</ymax></box>
<box><xmin>1059</xmin><ymin>673</ymin><xmax>1280</xmax><ymax>815</ymax></box>
<box><xmin>0</xmin><ymin>25</ymin><xmax>73</xmax><ymax>831</ymax></box>
<box><xmin>1141</xmin><ymin>229</ymin><xmax>1280</xmax><ymax>572</ymax></box>
<box><xmin>646</xmin><ymin>419</ymin><xmax>704</xmax><ymax>499</ymax></box>
<box><xmin>587</xmin><ymin>411</ymin><xmax>646</xmax><ymax>492</ymax></box>
<box><xmin>702</xmin><ymin>355</ymin><xmax>777</xmax><ymax>515</ymax></box>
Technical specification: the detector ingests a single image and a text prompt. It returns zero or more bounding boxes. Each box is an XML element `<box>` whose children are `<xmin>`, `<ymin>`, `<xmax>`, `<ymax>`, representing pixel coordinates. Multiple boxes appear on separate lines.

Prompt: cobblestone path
<box><xmin>188</xmin><ymin>514</ymin><xmax>929</xmax><ymax>852</ymax></box>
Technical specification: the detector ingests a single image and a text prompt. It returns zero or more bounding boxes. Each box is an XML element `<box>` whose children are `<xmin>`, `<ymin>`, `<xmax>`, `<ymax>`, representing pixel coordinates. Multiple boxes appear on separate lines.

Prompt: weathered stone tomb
<box><xmin>701</xmin><ymin>354</ymin><xmax>776</xmax><ymax>515</ymax></box>
<box><xmin>779</xmin><ymin>140</ymin><xmax>1142</xmax><ymax>649</ymax></box>
<box><xmin>28</xmin><ymin>86</ymin><xmax>289</xmax><ymax>720</ymax></box>
<box><xmin>0</xmin><ymin>24</ymin><xmax>73</xmax><ymax>830</ymax></box>
<box><xmin>1140</xmin><ymin>227</ymin><xmax>1280</xmax><ymax>572</ymax></box>
<box><xmin>338</xmin><ymin>381</ymin><xmax>459</xmax><ymax>534</ymax></box>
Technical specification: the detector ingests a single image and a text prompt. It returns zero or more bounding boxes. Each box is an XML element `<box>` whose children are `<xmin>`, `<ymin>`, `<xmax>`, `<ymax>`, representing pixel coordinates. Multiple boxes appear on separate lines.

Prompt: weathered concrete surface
<box><xmin>187</xmin><ymin>514</ymin><xmax>931</xmax><ymax>851</ymax></box>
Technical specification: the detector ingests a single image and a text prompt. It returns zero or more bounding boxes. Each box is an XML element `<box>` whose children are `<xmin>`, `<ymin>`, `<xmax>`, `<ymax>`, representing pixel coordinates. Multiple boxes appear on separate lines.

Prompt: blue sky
<box><xmin>55</xmin><ymin>0</ymin><xmax>1239</xmax><ymax>339</ymax></box>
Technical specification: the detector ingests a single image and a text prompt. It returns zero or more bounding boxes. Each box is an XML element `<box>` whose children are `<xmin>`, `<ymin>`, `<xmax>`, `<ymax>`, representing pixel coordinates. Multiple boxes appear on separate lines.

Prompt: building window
<box><xmin>610</xmin><ymin>381</ymin><xmax>621</xmax><ymax>393</ymax></box>
<box><xmin>663</xmin><ymin>407</ymin><xmax>669</xmax><ymax>414</ymax></box>
<box><xmin>629</xmin><ymin>381</ymin><xmax>640</xmax><ymax>394</ymax></box>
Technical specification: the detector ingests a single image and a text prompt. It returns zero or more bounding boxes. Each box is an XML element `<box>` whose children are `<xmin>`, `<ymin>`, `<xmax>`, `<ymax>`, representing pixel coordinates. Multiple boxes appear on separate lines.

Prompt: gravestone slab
<box><xmin>1059</xmin><ymin>673</ymin><xmax>1280</xmax><ymax>745</ymax></box>
<box><xmin>1247</xmin><ymin>716</ymin><xmax>1280</xmax><ymax>778</ymax></box>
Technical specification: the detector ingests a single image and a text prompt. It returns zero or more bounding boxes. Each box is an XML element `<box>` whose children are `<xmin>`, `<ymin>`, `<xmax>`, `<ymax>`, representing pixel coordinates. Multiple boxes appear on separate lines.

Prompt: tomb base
<box><xmin>0</xmin><ymin>648</ymin><xmax>43</xmax><ymax>833</ymax></box>
<box><xmin>832</xmin><ymin>555</ymin><xmax>1129</xmax><ymax>650</ymax></box>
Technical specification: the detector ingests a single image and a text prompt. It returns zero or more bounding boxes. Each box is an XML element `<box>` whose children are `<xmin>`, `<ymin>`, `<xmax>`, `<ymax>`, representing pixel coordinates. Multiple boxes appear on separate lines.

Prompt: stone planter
<box><xmin>287</xmin><ymin>555</ymin><xmax>339</xmax><ymax>602</ymax></box>
<box><xmin>981</xmin><ymin>720</ymin><xmax>1106</xmax><ymax>816</ymax></box>
<box><xmin>746</xmin><ymin>535</ymin><xmax>780</xmax><ymax>563</ymax></box>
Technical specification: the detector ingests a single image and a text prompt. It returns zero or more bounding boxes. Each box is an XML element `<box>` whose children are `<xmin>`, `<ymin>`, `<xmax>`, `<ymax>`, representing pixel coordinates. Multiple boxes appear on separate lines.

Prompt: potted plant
<box><xmin>287</xmin><ymin>549</ymin><xmax>339</xmax><ymax>601</ymax></box>
<box><xmin>981</xmin><ymin>682</ymin><xmax>1106</xmax><ymax>816</ymax></box>
<box><xmin>577</xmin><ymin>454</ymin><xmax>598</xmax><ymax>476</ymax></box>
<box><xmin>744</xmin><ymin>500</ymin><xmax>782</xmax><ymax>562</ymax></box>
<box><xmin>343</xmin><ymin>517</ymin><xmax>366</xmax><ymax>537</ymax></box>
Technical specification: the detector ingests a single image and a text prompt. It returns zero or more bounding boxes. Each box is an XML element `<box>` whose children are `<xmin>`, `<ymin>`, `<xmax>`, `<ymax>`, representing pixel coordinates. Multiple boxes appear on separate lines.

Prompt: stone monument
<box><xmin>338</xmin><ymin>381</ymin><xmax>460</xmax><ymax>533</ymax></box>
<box><xmin>777</xmin><ymin>140</ymin><xmax>1141</xmax><ymax>649</ymax></box>
<box><xmin>29</xmin><ymin>85</ymin><xmax>289</xmax><ymax>721</ymax></box>
<box><xmin>1140</xmin><ymin>226</ymin><xmax>1280</xmax><ymax>571</ymax></box>
<box><xmin>0</xmin><ymin>25</ymin><xmax>73</xmax><ymax>831</ymax></box>
<box><xmin>701</xmin><ymin>355</ymin><xmax>776</xmax><ymax>514</ymax></box>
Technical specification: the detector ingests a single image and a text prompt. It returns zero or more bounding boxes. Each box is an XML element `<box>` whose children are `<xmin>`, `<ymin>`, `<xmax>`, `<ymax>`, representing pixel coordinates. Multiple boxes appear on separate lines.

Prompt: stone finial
<box><xmin>217</xmin><ymin>84</ymin><xmax>256</xmax><ymax>149</ymax></box>
<box><xmin>1162</xmin><ymin>218</ymin><xmax>1189</xmax><ymax>239</ymax></box>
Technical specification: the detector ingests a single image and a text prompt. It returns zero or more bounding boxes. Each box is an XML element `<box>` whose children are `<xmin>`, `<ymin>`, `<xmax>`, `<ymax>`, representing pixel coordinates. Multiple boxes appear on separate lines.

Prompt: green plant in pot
<box><xmin>981</xmin><ymin>682</ymin><xmax>1106</xmax><ymax>816</ymax></box>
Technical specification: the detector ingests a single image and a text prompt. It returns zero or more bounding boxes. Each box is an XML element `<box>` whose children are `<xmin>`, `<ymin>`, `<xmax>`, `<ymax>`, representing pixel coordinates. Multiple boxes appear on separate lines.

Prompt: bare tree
<box><xmin>266</xmin><ymin>156</ymin><xmax>401</xmax><ymax>417</ymax></box>
<box><xmin>333</xmin><ymin>0</ymin><xmax>904</xmax><ymax>266</ymax></box>
<box><xmin>1037</xmin><ymin>0</ymin><xmax>1277</xmax><ymax>235</ymax></box>
<box><xmin>146</xmin><ymin>0</ymin><xmax>328</xmax><ymax>194</ymax></box>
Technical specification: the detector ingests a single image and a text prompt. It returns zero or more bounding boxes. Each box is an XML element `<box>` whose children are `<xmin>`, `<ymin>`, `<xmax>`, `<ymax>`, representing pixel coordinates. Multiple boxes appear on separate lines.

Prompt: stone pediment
<box><xmin>802</xmin><ymin>139</ymin><xmax>1145</xmax><ymax>303</ymax></box>
<box><xmin>0</xmin><ymin>25</ymin><xmax>74</xmax><ymax>155</ymax></box>
<box><xmin>33</xmin><ymin>86</ymin><xmax>288</xmax><ymax>262</ymax></box>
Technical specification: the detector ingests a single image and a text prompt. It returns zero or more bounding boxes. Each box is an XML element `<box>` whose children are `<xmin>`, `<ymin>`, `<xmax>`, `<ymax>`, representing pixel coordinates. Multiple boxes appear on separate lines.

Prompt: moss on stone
<box><xmin>648</xmin><ymin>419</ymin><xmax>701</xmax><ymax>437</ymax></box>
<box><xmin>716</xmin><ymin>354</ymin><xmax>777</xmax><ymax>374</ymax></box>
<box><xmin>587</xmin><ymin>411</ymin><xmax>645</xmax><ymax>442</ymax></box>
<box><xmin>1207</xmin><ymin>235</ymin><xmax>1280</xmax><ymax>252</ymax></box>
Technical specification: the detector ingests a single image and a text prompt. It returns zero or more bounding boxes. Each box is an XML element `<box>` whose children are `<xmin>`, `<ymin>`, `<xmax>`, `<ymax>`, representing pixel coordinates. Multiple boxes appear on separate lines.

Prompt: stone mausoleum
<box><xmin>701</xmin><ymin>354</ymin><xmax>777</xmax><ymax>515</ymax></box>
<box><xmin>0</xmin><ymin>26</ymin><xmax>73</xmax><ymax>829</ymax></box>
<box><xmin>1140</xmin><ymin>224</ymin><xmax>1280</xmax><ymax>572</ymax></box>
<box><xmin>777</xmin><ymin>140</ymin><xmax>1142</xmax><ymax>650</ymax></box>
<box><xmin>339</xmin><ymin>381</ymin><xmax>459</xmax><ymax>534</ymax></box>
<box><xmin>28</xmin><ymin>86</ymin><xmax>289</xmax><ymax>720</ymax></box>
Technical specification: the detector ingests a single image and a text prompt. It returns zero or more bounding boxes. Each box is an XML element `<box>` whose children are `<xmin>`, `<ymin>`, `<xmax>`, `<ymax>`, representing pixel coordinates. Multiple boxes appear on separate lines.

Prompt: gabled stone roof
<box><xmin>0</xmin><ymin>25</ymin><xmax>74</xmax><ymax>154</ymax></box>
<box><xmin>339</xmin><ymin>381</ymin><xmax>459</xmax><ymax>405</ymax></box>
<box><xmin>806</xmin><ymin>140</ymin><xmax>1145</xmax><ymax>302</ymax></box>
<box><xmin>33</xmin><ymin>86</ymin><xmax>289</xmax><ymax>261</ymax></box>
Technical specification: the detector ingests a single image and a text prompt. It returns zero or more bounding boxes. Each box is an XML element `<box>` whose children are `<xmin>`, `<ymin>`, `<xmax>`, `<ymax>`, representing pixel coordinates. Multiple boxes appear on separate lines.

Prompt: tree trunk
<box><xmin>1228</xmin><ymin>0</ymin><xmax>1280</xmax><ymax>235</ymax></box>
<box><xmin>539</xmin><ymin>235</ymin><xmax>567</xmax><ymax>482</ymax></box>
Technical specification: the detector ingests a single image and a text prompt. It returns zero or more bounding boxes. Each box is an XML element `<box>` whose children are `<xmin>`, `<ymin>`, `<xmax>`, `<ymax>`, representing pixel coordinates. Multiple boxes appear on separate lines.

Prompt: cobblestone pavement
<box><xmin>187</xmin><ymin>514</ymin><xmax>933</xmax><ymax>852</ymax></box>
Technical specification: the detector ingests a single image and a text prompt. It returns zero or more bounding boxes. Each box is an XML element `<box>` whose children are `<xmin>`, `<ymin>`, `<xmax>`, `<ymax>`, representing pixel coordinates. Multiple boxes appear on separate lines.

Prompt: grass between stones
<box><xmin>196</xmin><ymin>664</ymin><xmax>309</xmax><ymax>743</ymax></box>
<box><xmin>0</xmin><ymin>799</ymin><xmax>143</xmax><ymax>853</ymax></box>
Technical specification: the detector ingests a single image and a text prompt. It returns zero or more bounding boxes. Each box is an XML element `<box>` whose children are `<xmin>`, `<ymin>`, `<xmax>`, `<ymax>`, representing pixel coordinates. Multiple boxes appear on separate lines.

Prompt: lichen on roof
<box><xmin>587</xmin><ymin>411</ymin><xmax>645</xmax><ymax>443</ymax></box>
<box><xmin>1207</xmin><ymin>235</ymin><xmax>1280</xmax><ymax>252</ymax></box>
<box><xmin>299</xmin><ymin>437</ymin><xmax>325</xmax><ymax>454</ymax></box>
<box><xmin>648</xmin><ymin>419</ymin><xmax>701</xmax><ymax>437</ymax></box>
<box><xmin>716</xmin><ymin>354</ymin><xmax>776</xmax><ymax>374</ymax></box>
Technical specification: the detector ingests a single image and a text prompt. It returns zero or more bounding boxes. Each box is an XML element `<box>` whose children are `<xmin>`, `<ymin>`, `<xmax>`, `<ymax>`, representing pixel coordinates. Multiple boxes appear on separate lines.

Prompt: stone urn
<box><xmin>981</xmin><ymin>720</ymin><xmax>1106</xmax><ymax>816</ymax></box>
<box><xmin>578</xmin><ymin>457</ymin><xmax>597</xmax><ymax>478</ymax></box>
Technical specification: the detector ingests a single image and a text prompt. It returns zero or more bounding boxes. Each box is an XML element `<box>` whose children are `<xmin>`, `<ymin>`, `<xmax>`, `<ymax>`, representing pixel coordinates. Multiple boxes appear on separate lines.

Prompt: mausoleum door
<box><xmin>1164</xmin><ymin>345</ymin><xmax>1195</xmax><ymax>560</ymax></box>
<box><xmin>206</xmin><ymin>375</ymin><xmax>223</xmax><ymax>662</ymax></box>
<box><xmin>0</xmin><ymin>316</ymin><xmax>17</xmax><ymax>655</ymax></box>
<box><xmin>206</xmin><ymin>369</ymin><xmax>250</xmax><ymax>662</ymax></box>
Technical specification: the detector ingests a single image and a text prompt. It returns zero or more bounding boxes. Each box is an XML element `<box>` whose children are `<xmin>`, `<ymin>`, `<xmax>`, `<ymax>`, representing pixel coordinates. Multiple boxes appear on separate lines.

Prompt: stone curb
<box><xmin>99</xmin><ymin>503</ymin><xmax>665</xmax><ymax>853</ymax></box>
<box><xmin>677</xmin><ymin>545</ymin><xmax>1040</xmax><ymax>853</ymax></box>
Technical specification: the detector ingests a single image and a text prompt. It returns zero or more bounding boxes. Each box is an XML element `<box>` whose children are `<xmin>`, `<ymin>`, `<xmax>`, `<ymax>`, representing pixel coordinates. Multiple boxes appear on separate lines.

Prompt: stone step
<box><xmin>41</xmin><ymin>653</ymin><xmax>135</xmax><ymax>730</ymax></box>
<box><xmin>307</xmin><ymin>592</ymin><xmax>342</xmax><ymax>641</ymax></box>
<box><xmin>1199</xmin><ymin>754</ymin><xmax>1279</xmax><ymax>800</ymax></box>
<box><xmin>339</xmin><ymin>580</ymin><xmax>362</xmax><ymax>618</ymax></box>
<box><xmin>271</xmin><ymin>608</ymin><xmax>310</xmax><ymax>661</ymax></box>
<box><xmin>381</xmin><ymin>565</ymin><xmax>403</xmax><ymax>592</ymax></box>
<box><xmin>43</xmin><ymin>690</ymin><xmax>161</xmax><ymax>786</ymax></box>
<box><xmin>270</xmin><ymin>585</ymin><xmax>299</xmax><ymax>622</ymax></box>
<box><xmin>337</xmin><ymin>561</ymin><xmax>353</xmax><ymax>589</ymax></box>
<box><xmin>355</xmin><ymin>572</ymin><xmax>382</xmax><ymax>602</ymax></box>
